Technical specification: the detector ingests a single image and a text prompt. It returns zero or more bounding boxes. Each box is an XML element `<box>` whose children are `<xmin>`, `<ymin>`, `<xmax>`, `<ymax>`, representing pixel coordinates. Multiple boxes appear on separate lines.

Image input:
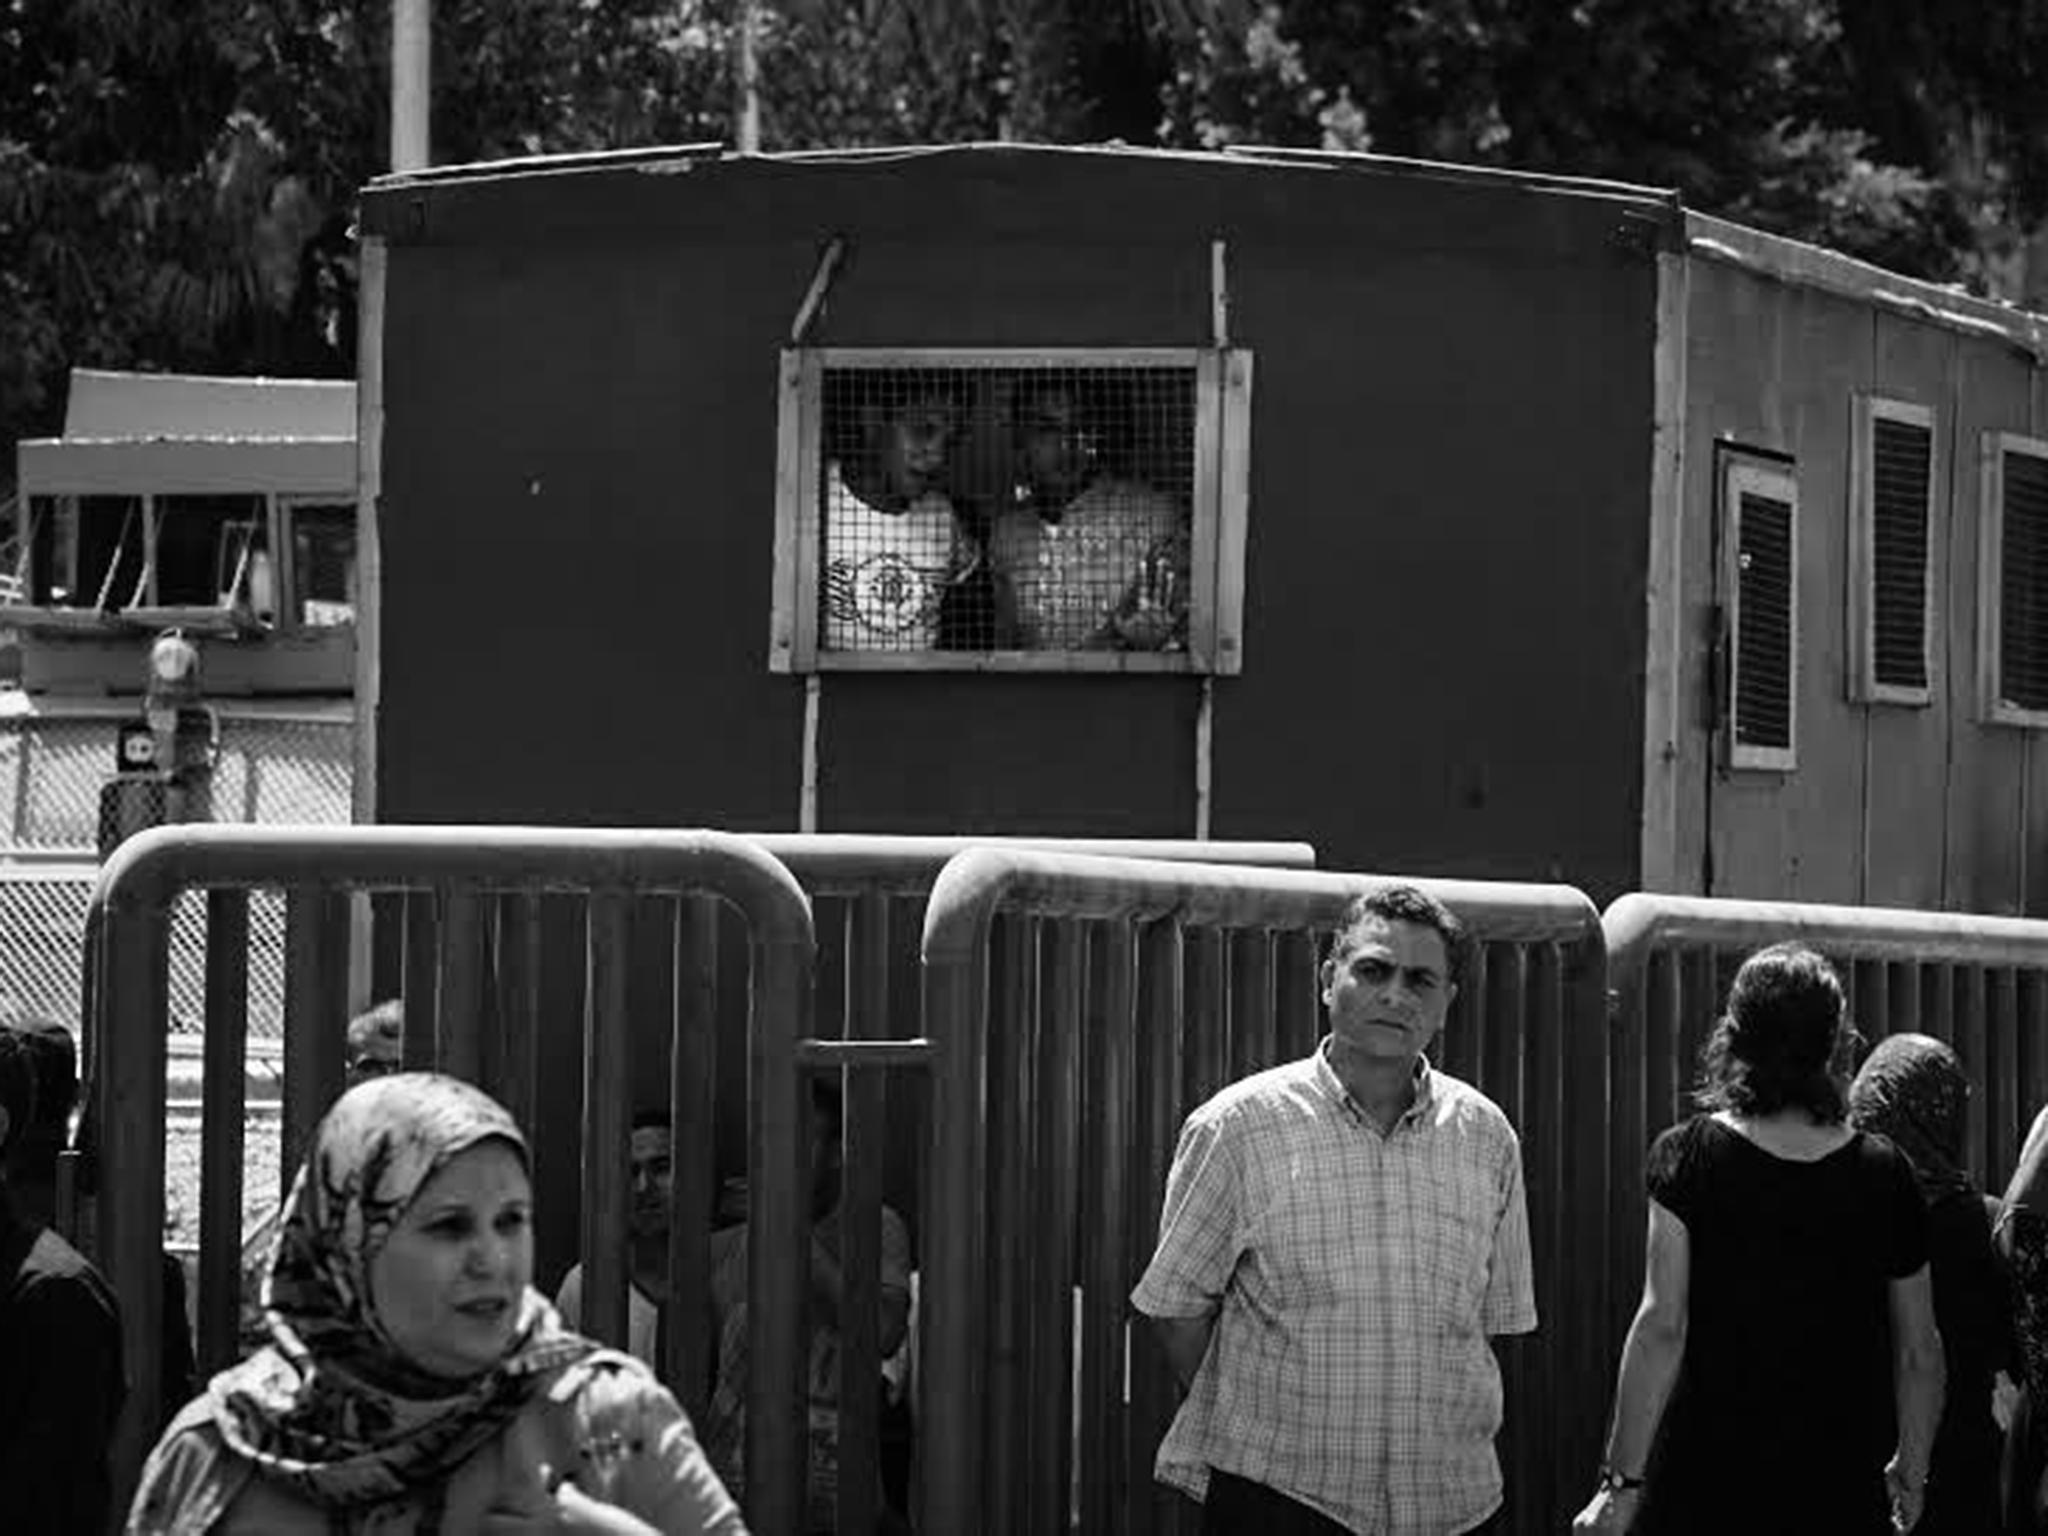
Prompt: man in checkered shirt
<box><xmin>1132</xmin><ymin>885</ymin><xmax>1537</xmax><ymax>1535</ymax></box>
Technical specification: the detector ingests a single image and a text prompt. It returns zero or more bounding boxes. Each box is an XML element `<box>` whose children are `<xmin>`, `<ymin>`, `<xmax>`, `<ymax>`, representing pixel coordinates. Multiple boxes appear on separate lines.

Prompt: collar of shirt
<box><xmin>1312</xmin><ymin>1036</ymin><xmax>1435</xmax><ymax>1134</ymax></box>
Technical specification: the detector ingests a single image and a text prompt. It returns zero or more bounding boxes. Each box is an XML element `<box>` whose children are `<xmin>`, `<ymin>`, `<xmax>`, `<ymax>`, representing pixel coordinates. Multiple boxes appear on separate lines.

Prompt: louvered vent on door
<box><xmin>1869</xmin><ymin>412</ymin><xmax>1933</xmax><ymax>693</ymax></box>
<box><xmin>1723</xmin><ymin>455</ymin><xmax>1798</xmax><ymax>770</ymax></box>
<box><xmin>1736</xmin><ymin>492</ymin><xmax>1794</xmax><ymax>750</ymax></box>
<box><xmin>1998</xmin><ymin>446</ymin><xmax>2048</xmax><ymax>711</ymax></box>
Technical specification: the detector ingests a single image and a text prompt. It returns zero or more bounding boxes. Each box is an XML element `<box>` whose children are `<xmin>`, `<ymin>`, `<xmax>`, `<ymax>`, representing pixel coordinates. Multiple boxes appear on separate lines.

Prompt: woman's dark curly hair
<box><xmin>1695</xmin><ymin>942</ymin><xmax>1851</xmax><ymax>1123</ymax></box>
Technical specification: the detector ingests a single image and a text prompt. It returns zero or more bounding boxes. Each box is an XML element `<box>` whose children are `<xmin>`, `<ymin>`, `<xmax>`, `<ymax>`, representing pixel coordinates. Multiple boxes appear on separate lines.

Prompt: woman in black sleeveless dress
<box><xmin>1574</xmin><ymin>943</ymin><xmax>1944</xmax><ymax>1535</ymax></box>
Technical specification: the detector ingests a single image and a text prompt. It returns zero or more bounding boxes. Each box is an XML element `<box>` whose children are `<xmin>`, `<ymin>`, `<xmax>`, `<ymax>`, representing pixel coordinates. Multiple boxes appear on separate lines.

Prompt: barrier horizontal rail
<box><xmin>87</xmin><ymin>823</ymin><xmax>817</xmax><ymax>1536</ymax></box>
<box><xmin>1603</xmin><ymin>892</ymin><xmax>2048</xmax><ymax>1364</ymax></box>
<box><xmin>917</xmin><ymin>848</ymin><xmax>1607</xmax><ymax>1536</ymax></box>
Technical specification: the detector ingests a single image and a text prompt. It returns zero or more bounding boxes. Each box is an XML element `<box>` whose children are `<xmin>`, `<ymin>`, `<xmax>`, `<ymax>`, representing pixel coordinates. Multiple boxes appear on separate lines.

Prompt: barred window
<box><xmin>1980</xmin><ymin>433</ymin><xmax>2048</xmax><ymax>726</ymax></box>
<box><xmin>771</xmin><ymin>348</ymin><xmax>1252</xmax><ymax>674</ymax></box>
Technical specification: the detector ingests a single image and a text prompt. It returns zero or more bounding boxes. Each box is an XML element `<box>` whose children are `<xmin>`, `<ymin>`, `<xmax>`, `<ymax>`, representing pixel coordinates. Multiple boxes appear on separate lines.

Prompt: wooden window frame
<box><xmin>1847</xmin><ymin>396</ymin><xmax>1936</xmax><ymax>706</ymax></box>
<box><xmin>1977</xmin><ymin>431</ymin><xmax>2048</xmax><ymax>728</ymax></box>
<box><xmin>767</xmin><ymin>345</ymin><xmax>1254</xmax><ymax>676</ymax></box>
<box><xmin>1721</xmin><ymin>453</ymin><xmax>1799</xmax><ymax>772</ymax></box>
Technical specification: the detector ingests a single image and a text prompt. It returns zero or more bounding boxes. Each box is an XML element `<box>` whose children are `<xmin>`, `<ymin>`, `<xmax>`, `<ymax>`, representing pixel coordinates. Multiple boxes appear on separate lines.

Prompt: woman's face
<box><xmin>369</xmin><ymin>1139</ymin><xmax>533</xmax><ymax>1380</ymax></box>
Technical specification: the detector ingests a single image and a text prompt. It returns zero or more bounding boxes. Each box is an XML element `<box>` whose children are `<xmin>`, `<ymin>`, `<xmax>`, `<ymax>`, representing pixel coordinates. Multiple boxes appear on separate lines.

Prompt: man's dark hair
<box><xmin>12</xmin><ymin>1017</ymin><xmax>78</xmax><ymax>1146</ymax></box>
<box><xmin>0</xmin><ymin>1027</ymin><xmax>36</xmax><ymax>1162</ymax></box>
<box><xmin>631</xmin><ymin>1106</ymin><xmax>672</xmax><ymax>1135</ymax></box>
<box><xmin>1696</xmin><ymin>942</ymin><xmax>1850</xmax><ymax>1123</ymax></box>
<box><xmin>1328</xmin><ymin>885</ymin><xmax>1467</xmax><ymax>985</ymax></box>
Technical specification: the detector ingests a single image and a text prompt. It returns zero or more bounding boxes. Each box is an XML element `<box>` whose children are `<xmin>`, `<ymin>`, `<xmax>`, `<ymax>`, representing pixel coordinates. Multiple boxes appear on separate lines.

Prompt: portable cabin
<box><xmin>355</xmin><ymin>142</ymin><xmax>2048</xmax><ymax>918</ymax></box>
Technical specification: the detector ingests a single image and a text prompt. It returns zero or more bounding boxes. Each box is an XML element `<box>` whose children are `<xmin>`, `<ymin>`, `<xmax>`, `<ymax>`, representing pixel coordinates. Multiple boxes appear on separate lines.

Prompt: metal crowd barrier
<box><xmin>86</xmin><ymin>824</ymin><xmax>817</xmax><ymax>1535</ymax></box>
<box><xmin>911</xmin><ymin>849</ymin><xmax>1607</xmax><ymax>1536</ymax></box>
<box><xmin>746</xmin><ymin>835</ymin><xmax>1314</xmax><ymax>1536</ymax></box>
<box><xmin>82</xmin><ymin>828</ymin><xmax>1310</xmax><ymax>1536</ymax></box>
<box><xmin>1603</xmin><ymin>893</ymin><xmax>2048</xmax><ymax>1352</ymax></box>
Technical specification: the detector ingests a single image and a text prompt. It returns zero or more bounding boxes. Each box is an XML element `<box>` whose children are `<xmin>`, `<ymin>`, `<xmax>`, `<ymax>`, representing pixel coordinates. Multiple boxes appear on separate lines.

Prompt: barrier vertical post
<box><xmin>197</xmin><ymin>889</ymin><xmax>251</xmax><ymax>1373</ymax></box>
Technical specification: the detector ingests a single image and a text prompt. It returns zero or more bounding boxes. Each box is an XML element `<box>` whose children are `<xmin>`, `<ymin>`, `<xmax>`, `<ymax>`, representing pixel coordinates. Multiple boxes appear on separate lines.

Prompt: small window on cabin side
<box><xmin>1979</xmin><ymin>434</ymin><xmax>2048</xmax><ymax>726</ymax></box>
<box><xmin>769</xmin><ymin>348</ymin><xmax>1252</xmax><ymax>675</ymax></box>
<box><xmin>1851</xmin><ymin>398</ymin><xmax>1935</xmax><ymax>704</ymax></box>
<box><xmin>154</xmin><ymin>494</ymin><xmax>267</xmax><ymax>608</ymax></box>
<box><xmin>1721</xmin><ymin>454</ymin><xmax>1798</xmax><ymax>771</ymax></box>
<box><xmin>288</xmin><ymin>503</ymin><xmax>357</xmax><ymax>627</ymax></box>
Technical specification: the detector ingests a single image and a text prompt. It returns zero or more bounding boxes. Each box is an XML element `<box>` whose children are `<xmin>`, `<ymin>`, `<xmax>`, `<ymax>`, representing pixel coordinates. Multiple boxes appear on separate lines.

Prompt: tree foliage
<box><xmin>5</xmin><ymin>0</ymin><xmax>2047</xmax><ymax>485</ymax></box>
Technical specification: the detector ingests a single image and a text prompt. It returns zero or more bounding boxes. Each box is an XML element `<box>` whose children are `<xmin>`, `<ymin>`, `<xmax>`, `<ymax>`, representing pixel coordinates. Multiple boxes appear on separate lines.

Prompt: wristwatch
<box><xmin>1598</xmin><ymin>1466</ymin><xmax>1647</xmax><ymax>1493</ymax></box>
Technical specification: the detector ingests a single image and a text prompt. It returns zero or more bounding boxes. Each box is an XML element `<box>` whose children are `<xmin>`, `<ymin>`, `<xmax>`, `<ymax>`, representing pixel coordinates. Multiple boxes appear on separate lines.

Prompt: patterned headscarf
<box><xmin>1848</xmin><ymin>1032</ymin><xmax>1973</xmax><ymax>1203</ymax></box>
<box><xmin>204</xmin><ymin>1073</ymin><xmax>592</xmax><ymax>1509</ymax></box>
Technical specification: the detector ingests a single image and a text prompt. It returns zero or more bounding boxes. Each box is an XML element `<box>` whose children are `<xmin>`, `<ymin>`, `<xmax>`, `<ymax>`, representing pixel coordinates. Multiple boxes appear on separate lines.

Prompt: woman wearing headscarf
<box><xmin>1850</xmin><ymin>1033</ymin><xmax>2010</xmax><ymax>1534</ymax></box>
<box><xmin>127</xmin><ymin>1073</ymin><xmax>747</xmax><ymax>1534</ymax></box>
<box><xmin>1999</xmin><ymin>1103</ymin><xmax>2048</xmax><ymax>1531</ymax></box>
<box><xmin>1573</xmin><ymin>942</ymin><xmax>1944</xmax><ymax>1535</ymax></box>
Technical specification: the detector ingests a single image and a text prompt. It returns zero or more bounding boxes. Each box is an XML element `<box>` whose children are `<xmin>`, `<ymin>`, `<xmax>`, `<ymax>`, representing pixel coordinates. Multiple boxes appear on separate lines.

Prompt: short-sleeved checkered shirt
<box><xmin>1131</xmin><ymin>1041</ymin><xmax>1537</xmax><ymax>1535</ymax></box>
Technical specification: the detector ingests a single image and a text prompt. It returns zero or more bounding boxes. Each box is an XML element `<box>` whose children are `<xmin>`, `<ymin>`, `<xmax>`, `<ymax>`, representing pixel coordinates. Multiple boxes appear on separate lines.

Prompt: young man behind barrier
<box><xmin>554</xmin><ymin>1107</ymin><xmax>677</xmax><ymax>1369</ymax></box>
<box><xmin>1132</xmin><ymin>885</ymin><xmax>1537</xmax><ymax>1535</ymax></box>
<box><xmin>0</xmin><ymin>1019</ymin><xmax>126</xmax><ymax>1533</ymax></box>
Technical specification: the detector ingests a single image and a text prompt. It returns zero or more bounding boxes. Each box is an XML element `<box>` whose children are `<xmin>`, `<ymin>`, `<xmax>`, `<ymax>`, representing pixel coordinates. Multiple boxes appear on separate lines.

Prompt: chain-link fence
<box><xmin>0</xmin><ymin>711</ymin><xmax>347</xmax><ymax>1036</ymax></box>
<box><xmin>0</xmin><ymin>712</ymin><xmax>351</xmax><ymax>852</ymax></box>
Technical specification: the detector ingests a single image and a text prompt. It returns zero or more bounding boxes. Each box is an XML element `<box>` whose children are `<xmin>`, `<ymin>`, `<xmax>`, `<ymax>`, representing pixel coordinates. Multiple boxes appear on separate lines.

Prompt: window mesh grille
<box><xmin>1871</xmin><ymin>417</ymin><xmax>1932</xmax><ymax>690</ymax></box>
<box><xmin>817</xmin><ymin>365</ymin><xmax>1195</xmax><ymax>653</ymax></box>
<box><xmin>1735</xmin><ymin>491</ymin><xmax>1795</xmax><ymax>751</ymax></box>
<box><xmin>1999</xmin><ymin>449</ymin><xmax>2048</xmax><ymax>711</ymax></box>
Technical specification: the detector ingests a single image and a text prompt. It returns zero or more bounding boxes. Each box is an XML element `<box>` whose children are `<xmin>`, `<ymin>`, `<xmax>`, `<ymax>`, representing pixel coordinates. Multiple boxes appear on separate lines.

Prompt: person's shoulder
<box><xmin>1849</xmin><ymin>1128</ymin><xmax>1924</xmax><ymax>1183</ymax></box>
<box><xmin>131</xmin><ymin>1400</ymin><xmax>245</xmax><ymax>1535</ymax></box>
<box><xmin>1425</xmin><ymin>1069</ymin><xmax>1518</xmax><ymax>1135</ymax></box>
<box><xmin>1647</xmin><ymin>1113</ymin><xmax>1719</xmax><ymax>1157</ymax></box>
<box><xmin>1192</xmin><ymin>1053</ymin><xmax>1322</xmax><ymax>1124</ymax></box>
<box><xmin>12</xmin><ymin>1226</ymin><xmax>119</xmax><ymax>1316</ymax></box>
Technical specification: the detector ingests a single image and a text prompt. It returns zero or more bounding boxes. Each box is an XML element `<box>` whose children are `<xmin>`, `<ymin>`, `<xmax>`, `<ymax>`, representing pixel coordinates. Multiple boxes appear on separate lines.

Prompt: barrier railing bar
<box><xmin>1228</xmin><ymin>928</ymin><xmax>1276</xmax><ymax>1080</ymax></box>
<box><xmin>498</xmin><ymin>894</ymin><xmax>543</xmax><ymax>1136</ymax></box>
<box><xmin>1082</xmin><ymin>922</ymin><xmax>1134</xmax><ymax>1535</ymax></box>
<box><xmin>280</xmin><ymin>887</ymin><xmax>347</xmax><ymax>1197</ymax></box>
<box><xmin>835</xmin><ymin>890</ymin><xmax>889</xmax><ymax>1536</ymax></box>
<box><xmin>401</xmin><ymin>891</ymin><xmax>438</xmax><ymax>1071</ymax></box>
<box><xmin>1926</xmin><ymin>960</ymin><xmax>1955</xmax><ymax>1042</ymax></box>
<box><xmin>436</xmin><ymin>887</ymin><xmax>483</xmax><ymax>1083</ymax></box>
<box><xmin>750</xmin><ymin>835</ymin><xmax>1316</xmax><ymax>897</ymax></box>
<box><xmin>1562</xmin><ymin>932</ymin><xmax>1614</xmax><ymax>1498</ymax></box>
<box><xmin>914</xmin><ymin>905</ymin><xmax>991</xmax><ymax>1536</ymax></box>
<box><xmin>1273</xmin><ymin>929</ymin><xmax>1319</xmax><ymax>1061</ymax></box>
<box><xmin>97</xmin><ymin>898</ymin><xmax>171</xmax><ymax>1510</ymax></box>
<box><xmin>791</xmin><ymin>1039</ymin><xmax>934</xmax><ymax>1069</ymax></box>
<box><xmin>747</xmin><ymin>875</ymin><xmax>814</xmax><ymax>1536</ymax></box>
<box><xmin>2025</xmin><ymin>976</ymin><xmax>2048</xmax><ymax>1166</ymax></box>
<box><xmin>1991</xmin><ymin>967</ymin><xmax>2021</xmax><ymax>1192</ymax></box>
<box><xmin>581</xmin><ymin>892</ymin><xmax>632</xmax><ymax>1352</ymax></box>
<box><xmin>985</xmin><ymin>913</ymin><xmax>1034</xmax><ymax>1536</ymax></box>
<box><xmin>197</xmin><ymin>889</ymin><xmax>251</xmax><ymax>1375</ymax></box>
<box><xmin>669</xmin><ymin>894</ymin><xmax>719</xmax><ymax>1419</ymax></box>
<box><xmin>1034</xmin><ymin>917</ymin><xmax>1085</xmax><ymax>1536</ymax></box>
<box><xmin>1132</xmin><ymin>917</ymin><xmax>1184</xmax><ymax>1536</ymax></box>
<box><xmin>1957</xmin><ymin>966</ymin><xmax>1989</xmax><ymax>1186</ymax></box>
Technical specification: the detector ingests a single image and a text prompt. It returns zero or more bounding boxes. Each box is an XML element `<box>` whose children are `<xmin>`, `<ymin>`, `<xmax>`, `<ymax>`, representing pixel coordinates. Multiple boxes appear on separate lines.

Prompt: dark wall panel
<box><xmin>819</xmin><ymin>675</ymin><xmax>1197</xmax><ymax>836</ymax></box>
<box><xmin>376</xmin><ymin>238</ymin><xmax>810</xmax><ymax>830</ymax></box>
<box><xmin>1209</xmin><ymin>242</ymin><xmax>1658</xmax><ymax>901</ymax></box>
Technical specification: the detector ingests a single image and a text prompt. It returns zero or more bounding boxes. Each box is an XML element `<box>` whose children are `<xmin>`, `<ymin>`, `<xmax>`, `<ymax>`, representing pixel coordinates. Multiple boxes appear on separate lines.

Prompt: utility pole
<box><xmin>735</xmin><ymin>0</ymin><xmax>761</xmax><ymax>154</ymax></box>
<box><xmin>392</xmin><ymin>0</ymin><xmax>431</xmax><ymax>172</ymax></box>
